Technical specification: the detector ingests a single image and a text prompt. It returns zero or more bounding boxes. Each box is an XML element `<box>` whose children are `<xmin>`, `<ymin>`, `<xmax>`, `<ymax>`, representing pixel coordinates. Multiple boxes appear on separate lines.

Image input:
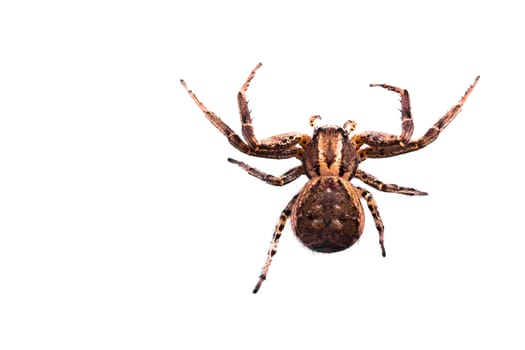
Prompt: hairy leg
<box><xmin>253</xmin><ymin>194</ymin><xmax>298</xmax><ymax>293</ymax></box>
<box><xmin>357</xmin><ymin>186</ymin><xmax>386</xmax><ymax>257</ymax></box>
<box><xmin>360</xmin><ymin>76</ymin><xmax>480</xmax><ymax>159</ymax></box>
<box><xmin>228</xmin><ymin>158</ymin><xmax>304</xmax><ymax>186</ymax></box>
<box><xmin>181</xmin><ymin>64</ymin><xmax>305</xmax><ymax>159</ymax></box>
<box><xmin>355</xmin><ymin>169</ymin><xmax>427</xmax><ymax>195</ymax></box>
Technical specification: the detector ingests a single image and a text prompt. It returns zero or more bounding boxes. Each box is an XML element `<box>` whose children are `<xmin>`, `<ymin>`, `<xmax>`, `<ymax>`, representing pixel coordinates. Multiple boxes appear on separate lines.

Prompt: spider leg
<box><xmin>237</xmin><ymin>63</ymin><xmax>262</xmax><ymax>148</ymax></box>
<box><xmin>253</xmin><ymin>194</ymin><xmax>299</xmax><ymax>293</ymax></box>
<box><xmin>237</xmin><ymin>64</ymin><xmax>309</xmax><ymax>152</ymax></box>
<box><xmin>361</xmin><ymin>76</ymin><xmax>480</xmax><ymax>159</ymax></box>
<box><xmin>354</xmin><ymin>83</ymin><xmax>415</xmax><ymax>148</ymax></box>
<box><xmin>357</xmin><ymin>187</ymin><xmax>386</xmax><ymax>257</ymax></box>
<box><xmin>181</xmin><ymin>78</ymin><xmax>257</xmax><ymax>154</ymax></box>
<box><xmin>355</xmin><ymin>169</ymin><xmax>427</xmax><ymax>196</ymax></box>
<box><xmin>258</xmin><ymin>133</ymin><xmax>309</xmax><ymax>152</ymax></box>
<box><xmin>371</xmin><ymin>83</ymin><xmax>414</xmax><ymax>142</ymax></box>
<box><xmin>227</xmin><ymin>158</ymin><xmax>304</xmax><ymax>186</ymax></box>
<box><xmin>181</xmin><ymin>64</ymin><xmax>306</xmax><ymax>159</ymax></box>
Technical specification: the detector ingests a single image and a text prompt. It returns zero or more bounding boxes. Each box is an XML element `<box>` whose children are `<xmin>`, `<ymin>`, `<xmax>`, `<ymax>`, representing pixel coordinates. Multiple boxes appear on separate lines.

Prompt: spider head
<box><xmin>304</xmin><ymin>121</ymin><xmax>359</xmax><ymax>178</ymax></box>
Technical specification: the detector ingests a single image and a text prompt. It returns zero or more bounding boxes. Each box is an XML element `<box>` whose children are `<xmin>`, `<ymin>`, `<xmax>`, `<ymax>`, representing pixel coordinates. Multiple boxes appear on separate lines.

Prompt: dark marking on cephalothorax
<box><xmin>338</xmin><ymin>163</ymin><xmax>348</xmax><ymax>177</ymax></box>
<box><xmin>322</xmin><ymin>131</ymin><xmax>340</xmax><ymax>167</ymax></box>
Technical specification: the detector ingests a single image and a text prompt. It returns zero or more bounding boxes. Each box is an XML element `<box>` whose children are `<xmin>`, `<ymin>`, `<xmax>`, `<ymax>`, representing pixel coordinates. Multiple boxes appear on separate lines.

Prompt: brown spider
<box><xmin>181</xmin><ymin>63</ymin><xmax>479</xmax><ymax>293</ymax></box>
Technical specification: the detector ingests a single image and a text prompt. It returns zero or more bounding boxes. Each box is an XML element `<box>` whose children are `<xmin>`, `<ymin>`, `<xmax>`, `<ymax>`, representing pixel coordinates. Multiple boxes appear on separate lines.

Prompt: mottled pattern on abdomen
<box><xmin>291</xmin><ymin>177</ymin><xmax>365</xmax><ymax>253</ymax></box>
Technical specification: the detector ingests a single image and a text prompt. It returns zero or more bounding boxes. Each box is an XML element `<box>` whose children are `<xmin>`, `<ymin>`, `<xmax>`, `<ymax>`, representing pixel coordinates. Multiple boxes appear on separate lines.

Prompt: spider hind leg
<box><xmin>357</xmin><ymin>187</ymin><xmax>386</xmax><ymax>257</ymax></box>
<box><xmin>253</xmin><ymin>194</ymin><xmax>298</xmax><ymax>293</ymax></box>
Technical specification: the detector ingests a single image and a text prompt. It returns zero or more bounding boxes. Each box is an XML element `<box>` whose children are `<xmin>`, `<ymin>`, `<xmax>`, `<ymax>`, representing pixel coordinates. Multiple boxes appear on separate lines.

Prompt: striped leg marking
<box><xmin>357</xmin><ymin>187</ymin><xmax>386</xmax><ymax>257</ymax></box>
<box><xmin>253</xmin><ymin>194</ymin><xmax>298</xmax><ymax>293</ymax></box>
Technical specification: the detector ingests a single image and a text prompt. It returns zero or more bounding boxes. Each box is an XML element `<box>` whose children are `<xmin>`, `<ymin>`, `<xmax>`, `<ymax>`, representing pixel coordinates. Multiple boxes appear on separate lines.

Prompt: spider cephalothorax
<box><xmin>181</xmin><ymin>63</ymin><xmax>479</xmax><ymax>293</ymax></box>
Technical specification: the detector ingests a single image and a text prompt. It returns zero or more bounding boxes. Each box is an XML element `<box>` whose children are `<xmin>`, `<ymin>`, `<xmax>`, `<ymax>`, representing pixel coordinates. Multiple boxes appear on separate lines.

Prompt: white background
<box><xmin>1</xmin><ymin>1</ymin><xmax>523</xmax><ymax>349</ymax></box>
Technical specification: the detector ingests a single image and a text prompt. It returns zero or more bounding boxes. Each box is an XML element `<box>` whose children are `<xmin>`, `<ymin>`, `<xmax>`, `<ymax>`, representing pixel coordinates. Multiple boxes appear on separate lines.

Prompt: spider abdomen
<box><xmin>292</xmin><ymin>177</ymin><xmax>365</xmax><ymax>253</ymax></box>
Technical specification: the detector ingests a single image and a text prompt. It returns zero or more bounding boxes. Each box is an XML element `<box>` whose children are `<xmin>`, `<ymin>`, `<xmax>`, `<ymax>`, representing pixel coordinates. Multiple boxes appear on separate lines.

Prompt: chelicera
<box><xmin>181</xmin><ymin>63</ymin><xmax>479</xmax><ymax>293</ymax></box>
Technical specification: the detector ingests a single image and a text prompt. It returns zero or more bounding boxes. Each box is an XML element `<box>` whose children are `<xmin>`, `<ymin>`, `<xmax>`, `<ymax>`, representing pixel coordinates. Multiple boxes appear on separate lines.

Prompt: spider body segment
<box><xmin>181</xmin><ymin>63</ymin><xmax>479</xmax><ymax>293</ymax></box>
<box><xmin>292</xmin><ymin>175</ymin><xmax>364</xmax><ymax>253</ymax></box>
<box><xmin>294</xmin><ymin>124</ymin><xmax>363</xmax><ymax>254</ymax></box>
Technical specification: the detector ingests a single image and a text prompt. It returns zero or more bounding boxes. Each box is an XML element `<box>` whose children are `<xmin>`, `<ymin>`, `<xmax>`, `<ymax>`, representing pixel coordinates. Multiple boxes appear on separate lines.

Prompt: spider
<box><xmin>180</xmin><ymin>63</ymin><xmax>479</xmax><ymax>293</ymax></box>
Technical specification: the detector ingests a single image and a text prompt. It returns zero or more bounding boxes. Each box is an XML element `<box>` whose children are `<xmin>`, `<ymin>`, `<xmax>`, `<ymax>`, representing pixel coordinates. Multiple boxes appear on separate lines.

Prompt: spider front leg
<box><xmin>357</xmin><ymin>187</ymin><xmax>386</xmax><ymax>257</ymax></box>
<box><xmin>227</xmin><ymin>158</ymin><xmax>304</xmax><ymax>186</ymax></box>
<box><xmin>361</xmin><ymin>76</ymin><xmax>480</xmax><ymax>159</ymax></box>
<box><xmin>354</xmin><ymin>83</ymin><xmax>415</xmax><ymax>148</ymax></box>
<box><xmin>181</xmin><ymin>63</ymin><xmax>307</xmax><ymax>159</ymax></box>
<box><xmin>253</xmin><ymin>194</ymin><xmax>299</xmax><ymax>293</ymax></box>
<box><xmin>237</xmin><ymin>63</ymin><xmax>262</xmax><ymax>148</ymax></box>
<box><xmin>237</xmin><ymin>64</ymin><xmax>310</xmax><ymax>153</ymax></box>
